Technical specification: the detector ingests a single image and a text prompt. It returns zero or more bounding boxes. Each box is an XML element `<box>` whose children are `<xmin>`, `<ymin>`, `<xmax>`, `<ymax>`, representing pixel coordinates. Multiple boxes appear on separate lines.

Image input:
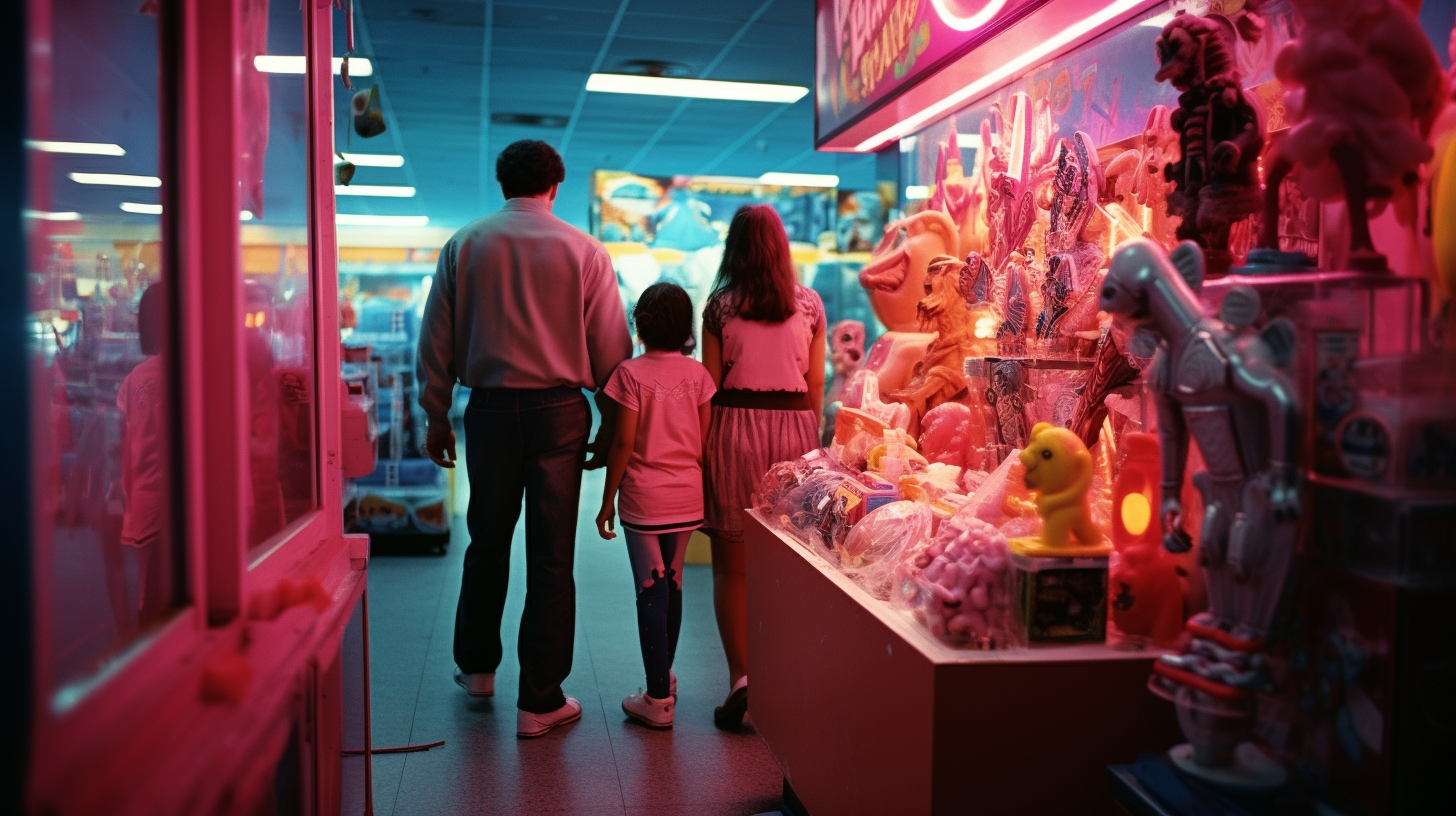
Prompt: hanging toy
<box><xmin>352</xmin><ymin>85</ymin><xmax>386</xmax><ymax>138</ymax></box>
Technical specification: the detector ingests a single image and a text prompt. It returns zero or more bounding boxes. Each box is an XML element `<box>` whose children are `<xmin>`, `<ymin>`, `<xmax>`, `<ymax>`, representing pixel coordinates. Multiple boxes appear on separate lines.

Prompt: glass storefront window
<box><xmin>242</xmin><ymin>0</ymin><xmax>318</xmax><ymax>552</ymax></box>
<box><xmin>29</xmin><ymin>0</ymin><xmax>182</xmax><ymax>697</ymax></box>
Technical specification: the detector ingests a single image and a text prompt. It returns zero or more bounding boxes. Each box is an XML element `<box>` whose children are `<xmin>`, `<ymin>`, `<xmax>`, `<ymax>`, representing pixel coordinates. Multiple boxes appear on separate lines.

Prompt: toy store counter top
<box><xmin>745</xmin><ymin>512</ymin><xmax>1181</xmax><ymax>816</ymax></box>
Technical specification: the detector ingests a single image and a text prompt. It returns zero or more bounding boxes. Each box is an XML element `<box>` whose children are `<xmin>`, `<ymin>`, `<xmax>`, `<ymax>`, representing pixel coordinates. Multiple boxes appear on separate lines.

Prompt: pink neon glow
<box><xmin>855</xmin><ymin>0</ymin><xmax>1154</xmax><ymax>151</ymax></box>
<box><xmin>930</xmin><ymin>0</ymin><xmax>1010</xmax><ymax>32</ymax></box>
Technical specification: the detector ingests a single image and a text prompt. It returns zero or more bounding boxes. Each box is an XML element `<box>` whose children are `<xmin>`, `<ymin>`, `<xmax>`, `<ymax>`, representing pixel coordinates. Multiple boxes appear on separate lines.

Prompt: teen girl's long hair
<box><xmin>713</xmin><ymin>204</ymin><xmax>797</xmax><ymax>322</ymax></box>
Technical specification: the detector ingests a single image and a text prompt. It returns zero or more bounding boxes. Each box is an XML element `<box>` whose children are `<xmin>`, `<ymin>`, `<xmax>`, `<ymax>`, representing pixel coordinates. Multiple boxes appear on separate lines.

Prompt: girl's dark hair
<box><xmin>713</xmin><ymin>204</ymin><xmax>797</xmax><ymax>322</ymax></box>
<box><xmin>634</xmin><ymin>282</ymin><xmax>694</xmax><ymax>352</ymax></box>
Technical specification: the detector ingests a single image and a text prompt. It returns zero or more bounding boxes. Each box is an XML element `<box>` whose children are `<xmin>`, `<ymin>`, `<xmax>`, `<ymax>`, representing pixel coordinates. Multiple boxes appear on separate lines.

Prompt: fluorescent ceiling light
<box><xmin>955</xmin><ymin>133</ymin><xmax>984</xmax><ymax>150</ymax></box>
<box><xmin>253</xmin><ymin>56</ymin><xmax>374</xmax><ymax>76</ymax></box>
<box><xmin>336</xmin><ymin>185</ymin><xmax>416</xmax><ymax>197</ymax></box>
<box><xmin>905</xmin><ymin>185</ymin><xmax>932</xmax><ymax>200</ymax></box>
<box><xmin>586</xmin><ymin>73</ymin><xmax>808</xmax><ymax>103</ymax></box>
<box><xmin>71</xmin><ymin>172</ymin><xmax>161</xmax><ymax>187</ymax></box>
<box><xmin>759</xmin><ymin>172</ymin><xmax>839</xmax><ymax>187</ymax></box>
<box><xmin>26</xmin><ymin>140</ymin><xmax>126</xmax><ymax>156</ymax></box>
<box><xmin>24</xmin><ymin>209</ymin><xmax>81</xmax><ymax>221</ymax></box>
<box><xmin>339</xmin><ymin>152</ymin><xmax>404</xmax><ymax>167</ymax></box>
<box><xmin>336</xmin><ymin>214</ymin><xmax>429</xmax><ymax>227</ymax></box>
<box><xmin>855</xmin><ymin>0</ymin><xmax>1150</xmax><ymax>151</ymax></box>
<box><xmin>122</xmin><ymin>202</ymin><xmax>252</xmax><ymax>220</ymax></box>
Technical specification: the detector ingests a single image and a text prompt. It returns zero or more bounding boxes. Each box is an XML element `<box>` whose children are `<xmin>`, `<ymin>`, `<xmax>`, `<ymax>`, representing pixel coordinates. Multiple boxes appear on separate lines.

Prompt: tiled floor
<box><xmin>366</xmin><ymin>467</ymin><xmax>786</xmax><ymax>816</ymax></box>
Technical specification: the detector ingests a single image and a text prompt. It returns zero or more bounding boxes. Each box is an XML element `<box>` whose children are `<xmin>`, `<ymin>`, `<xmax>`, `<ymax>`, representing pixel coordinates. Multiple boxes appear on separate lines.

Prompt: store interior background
<box><xmin>28</xmin><ymin>0</ymin><xmax>1456</xmax><ymax>814</ymax></box>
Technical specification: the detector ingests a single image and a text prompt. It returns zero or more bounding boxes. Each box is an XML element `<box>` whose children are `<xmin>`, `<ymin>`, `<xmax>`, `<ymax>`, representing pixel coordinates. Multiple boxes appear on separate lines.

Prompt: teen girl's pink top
<box><xmin>603</xmin><ymin>351</ymin><xmax>716</xmax><ymax>533</ymax></box>
<box><xmin>703</xmin><ymin>285</ymin><xmax>825</xmax><ymax>392</ymax></box>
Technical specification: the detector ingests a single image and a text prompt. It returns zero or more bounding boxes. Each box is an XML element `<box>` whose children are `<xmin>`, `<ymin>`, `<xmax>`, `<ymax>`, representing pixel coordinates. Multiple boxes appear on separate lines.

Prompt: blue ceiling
<box><xmin>44</xmin><ymin>0</ymin><xmax>867</xmax><ymax>238</ymax></box>
<box><xmin>342</xmin><ymin>0</ymin><xmax>876</xmax><ymax>232</ymax></box>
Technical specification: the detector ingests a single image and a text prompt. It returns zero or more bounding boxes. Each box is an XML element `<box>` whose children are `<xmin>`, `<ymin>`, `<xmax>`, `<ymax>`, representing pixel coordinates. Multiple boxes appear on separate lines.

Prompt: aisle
<box><xmin>365</xmin><ymin>465</ymin><xmax>785</xmax><ymax>816</ymax></box>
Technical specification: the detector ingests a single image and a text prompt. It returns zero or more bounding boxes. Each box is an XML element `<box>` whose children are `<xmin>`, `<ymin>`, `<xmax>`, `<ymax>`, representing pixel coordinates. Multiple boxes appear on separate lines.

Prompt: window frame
<box><xmin>25</xmin><ymin>0</ymin><xmax>351</xmax><ymax>810</ymax></box>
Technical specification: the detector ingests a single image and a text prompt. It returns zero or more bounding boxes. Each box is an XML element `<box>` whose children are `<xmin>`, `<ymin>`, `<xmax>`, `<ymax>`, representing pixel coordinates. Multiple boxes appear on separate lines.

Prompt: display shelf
<box><xmin>746</xmin><ymin>512</ymin><xmax>1181</xmax><ymax>816</ymax></box>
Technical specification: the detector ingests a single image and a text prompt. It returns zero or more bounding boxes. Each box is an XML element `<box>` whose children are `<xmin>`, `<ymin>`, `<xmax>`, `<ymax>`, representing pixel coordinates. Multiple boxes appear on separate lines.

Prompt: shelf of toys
<box><xmin>767</xmin><ymin>1</ymin><xmax>1456</xmax><ymax>813</ymax></box>
<box><xmin>746</xmin><ymin>511</ymin><xmax>1180</xmax><ymax>815</ymax></box>
<box><xmin>339</xmin><ymin>261</ymin><xmax>451</xmax><ymax>551</ymax></box>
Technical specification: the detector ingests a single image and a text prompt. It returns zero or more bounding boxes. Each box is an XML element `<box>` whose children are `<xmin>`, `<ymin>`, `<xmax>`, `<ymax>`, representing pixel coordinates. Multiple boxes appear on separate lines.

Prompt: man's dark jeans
<box><xmin>456</xmin><ymin>386</ymin><xmax>590</xmax><ymax>713</ymax></box>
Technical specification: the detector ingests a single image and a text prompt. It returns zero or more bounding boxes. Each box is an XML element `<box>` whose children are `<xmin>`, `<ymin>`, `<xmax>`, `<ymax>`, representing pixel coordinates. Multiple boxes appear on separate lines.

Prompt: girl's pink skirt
<box><xmin>703</xmin><ymin>406</ymin><xmax>818</xmax><ymax>543</ymax></box>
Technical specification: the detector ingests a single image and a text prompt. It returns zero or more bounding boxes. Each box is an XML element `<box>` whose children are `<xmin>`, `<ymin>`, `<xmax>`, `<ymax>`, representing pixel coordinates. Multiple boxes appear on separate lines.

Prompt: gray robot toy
<box><xmin>1100</xmin><ymin>238</ymin><xmax>1302</xmax><ymax>790</ymax></box>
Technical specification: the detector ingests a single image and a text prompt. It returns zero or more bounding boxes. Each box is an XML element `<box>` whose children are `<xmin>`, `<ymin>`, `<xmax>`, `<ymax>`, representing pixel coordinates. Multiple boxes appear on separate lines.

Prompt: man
<box><xmin>418</xmin><ymin>139</ymin><xmax>631</xmax><ymax>738</ymax></box>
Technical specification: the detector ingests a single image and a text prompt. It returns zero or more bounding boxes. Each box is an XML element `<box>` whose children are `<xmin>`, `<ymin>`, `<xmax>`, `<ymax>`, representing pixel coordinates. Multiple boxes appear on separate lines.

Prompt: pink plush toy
<box><xmin>918</xmin><ymin>402</ymin><xmax>978</xmax><ymax>469</ymax></box>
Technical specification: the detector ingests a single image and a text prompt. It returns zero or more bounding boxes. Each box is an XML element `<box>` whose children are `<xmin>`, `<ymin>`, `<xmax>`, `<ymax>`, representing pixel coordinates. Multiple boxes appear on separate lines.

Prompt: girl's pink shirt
<box><xmin>603</xmin><ymin>351</ymin><xmax>716</xmax><ymax>529</ymax></box>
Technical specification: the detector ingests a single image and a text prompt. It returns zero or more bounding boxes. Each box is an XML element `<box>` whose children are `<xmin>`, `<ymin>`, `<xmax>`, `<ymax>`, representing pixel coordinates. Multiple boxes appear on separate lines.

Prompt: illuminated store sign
<box><xmin>815</xmin><ymin>0</ymin><xmax>1162</xmax><ymax>150</ymax></box>
<box><xmin>815</xmin><ymin>0</ymin><xmax>1038</xmax><ymax>141</ymax></box>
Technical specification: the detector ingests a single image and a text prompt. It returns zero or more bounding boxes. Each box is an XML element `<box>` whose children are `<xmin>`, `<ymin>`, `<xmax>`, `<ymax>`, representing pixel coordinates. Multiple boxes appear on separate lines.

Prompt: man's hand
<box><xmin>595</xmin><ymin>502</ymin><xmax>616</xmax><ymax>540</ymax></box>
<box><xmin>583</xmin><ymin>435</ymin><xmax>608</xmax><ymax>470</ymax></box>
<box><xmin>425</xmin><ymin>428</ymin><xmax>457</xmax><ymax>468</ymax></box>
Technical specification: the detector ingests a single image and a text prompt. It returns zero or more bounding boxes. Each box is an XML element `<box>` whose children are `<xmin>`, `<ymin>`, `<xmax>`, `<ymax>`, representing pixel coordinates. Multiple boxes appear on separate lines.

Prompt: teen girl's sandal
<box><xmin>713</xmin><ymin>676</ymin><xmax>748</xmax><ymax>729</ymax></box>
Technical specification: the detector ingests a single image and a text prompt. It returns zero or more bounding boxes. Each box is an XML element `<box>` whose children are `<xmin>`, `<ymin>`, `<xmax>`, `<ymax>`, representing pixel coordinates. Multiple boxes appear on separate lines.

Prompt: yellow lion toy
<box><xmin>1011</xmin><ymin>422</ymin><xmax>1110</xmax><ymax>557</ymax></box>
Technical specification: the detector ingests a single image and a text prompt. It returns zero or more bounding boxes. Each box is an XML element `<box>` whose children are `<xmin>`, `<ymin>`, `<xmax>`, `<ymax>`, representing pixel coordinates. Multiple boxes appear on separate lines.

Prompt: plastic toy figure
<box><xmin>1253</xmin><ymin>0</ymin><xmax>1445</xmax><ymax>272</ymax></box>
<box><xmin>861</xmin><ymin>208</ymin><xmax>961</xmax><ymax>332</ymax></box>
<box><xmin>1100</xmin><ymin>238</ymin><xmax>1301</xmax><ymax>788</ymax></box>
<box><xmin>1068</xmin><ymin>328</ymin><xmax>1141</xmax><ymax>448</ymax></box>
<box><xmin>985</xmin><ymin>358</ymin><xmax>1033</xmax><ymax>452</ymax></box>
<box><xmin>1010</xmin><ymin>422</ymin><xmax>1108</xmax><ymax>557</ymax></box>
<box><xmin>889</xmin><ymin>256</ymin><xmax>978</xmax><ymax>420</ymax></box>
<box><xmin>984</xmin><ymin>93</ymin><xmax>1058</xmax><ymax>269</ymax></box>
<box><xmin>825</xmin><ymin>319</ymin><xmax>866</xmax><ymax>407</ymax></box>
<box><xmin>994</xmin><ymin>250</ymin><xmax>1040</xmax><ymax>348</ymax></box>
<box><xmin>1106</xmin><ymin>104</ymin><xmax>1176</xmax><ymax>227</ymax></box>
<box><xmin>1155</xmin><ymin>13</ymin><xmax>1265</xmax><ymax>277</ymax></box>
<box><xmin>959</xmin><ymin>251</ymin><xmax>995</xmax><ymax>309</ymax></box>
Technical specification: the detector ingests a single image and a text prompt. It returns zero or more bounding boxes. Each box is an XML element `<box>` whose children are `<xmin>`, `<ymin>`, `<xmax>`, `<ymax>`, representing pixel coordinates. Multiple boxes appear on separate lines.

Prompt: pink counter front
<box><xmin>745</xmin><ymin>512</ymin><xmax>1181</xmax><ymax>815</ymax></box>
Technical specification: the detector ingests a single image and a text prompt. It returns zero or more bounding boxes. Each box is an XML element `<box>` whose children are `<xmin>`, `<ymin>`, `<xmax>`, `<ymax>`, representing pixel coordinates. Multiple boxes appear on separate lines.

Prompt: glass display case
<box><xmin>338</xmin><ymin>261</ymin><xmax>451</xmax><ymax>551</ymax></box>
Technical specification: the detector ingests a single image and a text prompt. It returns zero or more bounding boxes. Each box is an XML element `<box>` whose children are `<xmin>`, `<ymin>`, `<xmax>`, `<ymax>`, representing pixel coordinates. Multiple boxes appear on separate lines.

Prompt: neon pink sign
<box><xmin>815</xmin><ymin>0</ymin><xmax>1039</xmax><ymax>142</ymax></box>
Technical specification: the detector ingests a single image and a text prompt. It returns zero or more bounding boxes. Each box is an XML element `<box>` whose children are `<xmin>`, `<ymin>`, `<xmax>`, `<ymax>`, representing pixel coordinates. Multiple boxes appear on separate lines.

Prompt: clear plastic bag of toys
<box><xmin>893</xmin><ymin>511</ymin><xmax>1021</xmax><ymax>649</ymax></box>
<box><xmin>839</xmin><ymin>500</ymin><xmax>933</xmax><ymax>600</ymax></box>
<box><xmin>752</xmin><ymin>449</ymin><xmax>846</xmax><ymax>517</ymax></box>
<box><xmin>769</xmin><ymin>468</ymin><xmax>856</xmax><ymax>553</ymax></box>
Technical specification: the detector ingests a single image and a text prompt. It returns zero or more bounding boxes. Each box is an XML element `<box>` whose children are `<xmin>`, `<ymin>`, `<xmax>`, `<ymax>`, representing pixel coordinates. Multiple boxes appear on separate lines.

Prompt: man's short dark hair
<box><xmin>496</xmin><ymin>140</ymin><xmax>565</xmax><ymax>199</ymax></box>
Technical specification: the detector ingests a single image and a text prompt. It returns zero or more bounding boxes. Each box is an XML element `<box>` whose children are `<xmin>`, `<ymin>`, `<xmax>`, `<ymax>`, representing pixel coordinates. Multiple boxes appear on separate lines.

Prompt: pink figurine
<box><xmin>825</xmin><ymin>319</ymin><xmax>866</xmax><ymax>407</ymax></box>
<box><xmin>1254</xmin><ymin>0</ymin><xmax>1446</xmax><ymax>272</ymax></box>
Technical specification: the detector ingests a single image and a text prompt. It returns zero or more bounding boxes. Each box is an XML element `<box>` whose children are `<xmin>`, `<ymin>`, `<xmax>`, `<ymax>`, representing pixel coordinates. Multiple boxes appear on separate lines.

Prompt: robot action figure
<box><xmin>1100</xmin><ymin>238</ymin><xmax>1302</xmax><ymax>790</ymax></box>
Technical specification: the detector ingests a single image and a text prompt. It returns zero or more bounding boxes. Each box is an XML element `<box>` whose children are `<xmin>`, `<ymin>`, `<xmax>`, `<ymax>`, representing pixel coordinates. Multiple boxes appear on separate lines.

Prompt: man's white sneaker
<box><xmin>453</xmin><ymin>668</ymin><xmax>495</xmax><ymax>698</ymax></box>
<box><xmin>622</xmin><ymin>689</ymin><xmax>674</xmax><ymax>729</ymax></box>
<box><xmin>516</xmin><ymin>698</ymin><xmax>582</xmax><ymax>738</ymax></box>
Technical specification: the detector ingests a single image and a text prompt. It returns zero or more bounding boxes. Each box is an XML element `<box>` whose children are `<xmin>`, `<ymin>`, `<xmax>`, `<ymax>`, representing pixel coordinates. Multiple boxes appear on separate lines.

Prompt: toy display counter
<box><xmin>746</xmin><ymin>512</ymin><xmax>1181</xmax><ymax>816</ymax></box>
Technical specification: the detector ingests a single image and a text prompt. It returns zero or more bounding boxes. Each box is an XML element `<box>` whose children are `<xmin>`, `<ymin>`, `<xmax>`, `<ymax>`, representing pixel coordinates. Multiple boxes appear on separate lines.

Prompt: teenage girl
<box><xmin>596</xmin><ymin>282</ymin><xmax>716</xmax><ymax>729</ymax></box>
<box><xmin>702</xmin><ymin>205</ymin><xmax>825</xmax><ymax>728</ymax></box>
